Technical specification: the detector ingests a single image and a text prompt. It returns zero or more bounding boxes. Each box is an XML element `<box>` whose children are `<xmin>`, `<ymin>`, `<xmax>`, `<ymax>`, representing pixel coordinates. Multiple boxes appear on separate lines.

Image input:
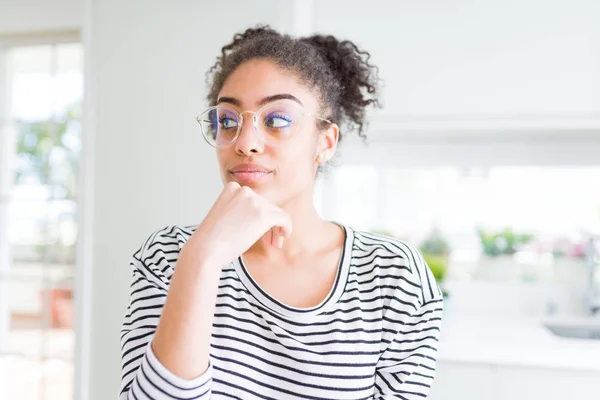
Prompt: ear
<box><xmin>314</xmin><ymin>123</ymin><xmax>339</xmax><ymax>163</ymax></box>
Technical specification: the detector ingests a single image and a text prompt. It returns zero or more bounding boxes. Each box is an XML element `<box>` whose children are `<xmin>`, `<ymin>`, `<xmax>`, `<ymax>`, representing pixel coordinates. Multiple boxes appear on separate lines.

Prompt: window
<box><xmin>0</xmin><ymin>40</ymin><xmax>82</xmax><ymax>400</ymax></box>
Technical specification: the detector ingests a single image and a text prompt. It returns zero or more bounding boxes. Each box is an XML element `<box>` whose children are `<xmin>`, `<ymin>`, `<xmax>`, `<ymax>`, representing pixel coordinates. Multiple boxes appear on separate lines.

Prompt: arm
<box><xmin>119</xmin><ymin>232</ymin><xmax>219</xmax><ymax>400</ymax></box>
<box><xmin>120</xmin><ymin>184</ymin><xmax>292</xmax><ymax>399</ymax></box>
<box><xmin>374</xmin><ymin>298</ymin><xmax>444</xmax><ymax>399</ymax></box>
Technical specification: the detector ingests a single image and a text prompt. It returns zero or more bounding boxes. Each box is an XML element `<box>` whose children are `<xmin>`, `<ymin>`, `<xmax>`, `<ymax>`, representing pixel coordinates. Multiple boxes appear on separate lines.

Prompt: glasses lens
<box><xmin>198</xmin><ymin>107</ymin><xmax>239</xmax><ymax>147</ymax></box>
<box><xmin>258</xmin><ymin>104</ymin><xmax>301</xmax><ymax>145</ymax></box>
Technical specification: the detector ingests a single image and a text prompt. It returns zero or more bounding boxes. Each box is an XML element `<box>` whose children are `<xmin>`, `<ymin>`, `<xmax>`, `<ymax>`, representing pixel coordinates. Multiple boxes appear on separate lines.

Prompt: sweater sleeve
<box><xmin>373</xmin><ymin>298</ymin><xmax>443</xmax><ymax>399</ymax></box>
<box><xmin>119</xmin><ymin>231</ymin><xmax>212</xmax><ymax>400</ymax></box>
<box><xmin>374</xmin><ymin>239</ymin><xmax>445</xmax><ymax>399</ymax></box>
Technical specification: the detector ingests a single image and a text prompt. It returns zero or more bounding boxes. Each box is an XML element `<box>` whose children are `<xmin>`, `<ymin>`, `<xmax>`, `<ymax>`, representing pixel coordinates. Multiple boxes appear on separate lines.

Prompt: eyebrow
<box><xmin>216</xmin><ymin>93</ymin><xmax>304</xmax><ymax>107</ymax></box>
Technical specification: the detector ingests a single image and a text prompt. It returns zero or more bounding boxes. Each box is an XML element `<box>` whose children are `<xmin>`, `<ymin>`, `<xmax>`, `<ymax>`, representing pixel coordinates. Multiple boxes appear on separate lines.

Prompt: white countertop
<box><xmin>437</xmin><ymin>315</ymin><xmax>600</xmax><ymax>371</ymax></box>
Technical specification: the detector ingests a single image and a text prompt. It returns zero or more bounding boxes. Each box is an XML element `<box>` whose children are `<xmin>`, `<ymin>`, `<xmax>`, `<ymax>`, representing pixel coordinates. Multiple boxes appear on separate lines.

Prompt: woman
<box><xmin>120</xmin><ymin>26</ymin><xmax>443</xmax><ymax>400</ymax></box>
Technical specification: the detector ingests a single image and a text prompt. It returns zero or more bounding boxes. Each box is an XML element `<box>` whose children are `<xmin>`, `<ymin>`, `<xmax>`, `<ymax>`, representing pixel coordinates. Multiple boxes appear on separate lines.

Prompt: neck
<box><xmin>248</xmin><ymin>189</ymin><xmax>330</xmax><ymax>259</ymax></box>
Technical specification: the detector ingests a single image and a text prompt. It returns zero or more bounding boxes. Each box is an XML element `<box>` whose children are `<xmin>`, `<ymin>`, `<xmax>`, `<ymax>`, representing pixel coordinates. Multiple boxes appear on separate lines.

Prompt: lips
<box><xmin>230</xmin><ymin>164</ymin><xmax>272</xmax><ymax>174</ymax></box>
<box><xmin>229</xmin><ymin>164</ymin><xmax>273</xmax><ymax>184</ymax></box>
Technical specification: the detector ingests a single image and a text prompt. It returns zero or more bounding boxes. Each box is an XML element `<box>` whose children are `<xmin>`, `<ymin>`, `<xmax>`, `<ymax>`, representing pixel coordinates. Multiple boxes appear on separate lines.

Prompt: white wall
<box><xmin>0</xmin><ymin>0</ymin><xmax>81</xmax><ymax>34</ymax></box>
<box><xmin>84</xmin><ymin>1</ymin><xmax>293</xmax><ymax>399</ymax></box>
<box><xmin>315</xmin><ymin>0</ymin><xmax>600</xmax><ymax>119</ymax></box>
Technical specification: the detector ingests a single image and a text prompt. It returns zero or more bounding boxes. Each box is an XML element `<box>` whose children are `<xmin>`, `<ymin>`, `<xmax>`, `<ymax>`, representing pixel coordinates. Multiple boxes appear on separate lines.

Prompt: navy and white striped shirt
<box><xmin>120</xmin><ymin>224</ymin><xmax>444</xmax><ymax>399</ymax></box>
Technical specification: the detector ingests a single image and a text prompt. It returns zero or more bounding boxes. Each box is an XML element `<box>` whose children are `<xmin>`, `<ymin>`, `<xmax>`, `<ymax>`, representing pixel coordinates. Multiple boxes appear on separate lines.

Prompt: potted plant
<box><xmin>419</xmin><ymin>228</ymin><xmax>451</xmax><ymax>300</ymax></box>
<box><xmin>477</xmin><ymin>226</ymin><xmax>534</xmax><ymax>257</ymax></box>
<box><xmin>476</xmin><ymin>226</ymin><xmax>534</xmax><ymax>281</ymax></box>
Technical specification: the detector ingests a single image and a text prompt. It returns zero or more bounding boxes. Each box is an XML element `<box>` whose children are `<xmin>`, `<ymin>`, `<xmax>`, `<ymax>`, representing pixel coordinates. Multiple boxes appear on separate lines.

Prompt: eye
<box><xmin>265</xmin><ymin>113</ymin><xmax>292</xmax><ymax>129</ymax></box>
<box><xmin>219</xmin><ymin>115</ymin><xmax>238</xmax><ymax>129</ymax></box>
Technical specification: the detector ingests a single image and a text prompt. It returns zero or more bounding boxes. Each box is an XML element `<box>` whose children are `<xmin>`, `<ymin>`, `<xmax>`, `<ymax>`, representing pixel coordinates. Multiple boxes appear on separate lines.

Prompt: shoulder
<box><xmin>130</xmin><ymin>224</ymin><xmax>198</xmax><ymax>284</ymax></box>
<box><xmin>350</xmin><ymin>229</ymin><xmax>443</xmax><ymax>305</ymax></box>
<box><xmin>133</xmin><ymin>224</ymin><xmax>196</xmax><ymax>261</ymax></box>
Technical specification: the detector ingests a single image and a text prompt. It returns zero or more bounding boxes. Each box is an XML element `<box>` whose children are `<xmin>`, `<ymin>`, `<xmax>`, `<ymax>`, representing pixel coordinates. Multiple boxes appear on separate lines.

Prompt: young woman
<box><xmin>120</xmin><ymin>26</ymin><xmax>443</xmax><ymax>400</ymax></box>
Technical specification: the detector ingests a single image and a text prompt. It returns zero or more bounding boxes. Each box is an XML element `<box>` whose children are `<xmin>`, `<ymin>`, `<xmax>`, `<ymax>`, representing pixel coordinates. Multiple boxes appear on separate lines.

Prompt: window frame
<box><xmin>0</xmin><ymin>30</ymin><xmax>82</xmax><ymax>400</ymax></box>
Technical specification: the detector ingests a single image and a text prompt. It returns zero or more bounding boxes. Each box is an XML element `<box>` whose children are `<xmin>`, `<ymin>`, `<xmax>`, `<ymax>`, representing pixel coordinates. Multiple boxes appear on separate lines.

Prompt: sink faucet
<box><xmin>586</xmin><ymin>232</ymin><xmax>600</xmax><ymax>316</ymax></box>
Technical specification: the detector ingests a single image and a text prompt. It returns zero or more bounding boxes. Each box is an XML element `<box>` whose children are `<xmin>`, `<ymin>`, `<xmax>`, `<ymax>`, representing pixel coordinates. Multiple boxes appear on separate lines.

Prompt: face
<box><xmin>214</xmin><ymin>59</ymin><xmax>338</xmax><ymax>206</ymax></box>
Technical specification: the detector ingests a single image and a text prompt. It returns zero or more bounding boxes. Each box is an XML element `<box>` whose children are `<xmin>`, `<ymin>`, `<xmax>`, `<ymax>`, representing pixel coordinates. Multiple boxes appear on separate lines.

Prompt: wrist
<box><xmin>180</xmin><ymin>235</ymin><xmax>225</xmax><ymax>270</ymax></box>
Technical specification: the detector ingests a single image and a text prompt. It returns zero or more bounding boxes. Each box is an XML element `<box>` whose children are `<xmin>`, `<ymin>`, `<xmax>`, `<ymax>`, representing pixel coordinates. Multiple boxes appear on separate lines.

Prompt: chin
<box><xmin>223</xmin><ymin>175</ymin><xmax>269</xmax><ymax>194</ymax></box>
<box><xmin>250</xmin><ymin>185</ymin><xmax>278</xmax><ymax>200</ymax></box>
<box><xmin>251</xmin><ymin>184</ymin><xmax>288</xmax><ymax>205</ymax></box>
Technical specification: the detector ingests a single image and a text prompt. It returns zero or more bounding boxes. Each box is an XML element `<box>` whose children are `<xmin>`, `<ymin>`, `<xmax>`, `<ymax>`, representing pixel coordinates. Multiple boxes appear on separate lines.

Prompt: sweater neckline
<box><xmin>233</xmin><ymin>224</ymin><xmax>354</xmax><ymax>320</ymax></box>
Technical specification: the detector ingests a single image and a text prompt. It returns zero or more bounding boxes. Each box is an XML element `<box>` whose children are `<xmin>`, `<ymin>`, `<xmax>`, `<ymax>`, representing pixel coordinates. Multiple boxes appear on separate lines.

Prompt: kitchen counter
<box><xmin>437</xmin><ymin>315</ymin><xmax>600</xmax><ymax>371</ymax></box>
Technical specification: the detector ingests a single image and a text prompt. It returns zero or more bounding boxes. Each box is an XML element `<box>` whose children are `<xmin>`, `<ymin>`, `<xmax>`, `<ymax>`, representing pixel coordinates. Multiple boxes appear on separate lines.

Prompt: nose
<box><xmin>234</xmin><ymin>112</ymin><xmax>264</xmax><ymax>156</ymax></box>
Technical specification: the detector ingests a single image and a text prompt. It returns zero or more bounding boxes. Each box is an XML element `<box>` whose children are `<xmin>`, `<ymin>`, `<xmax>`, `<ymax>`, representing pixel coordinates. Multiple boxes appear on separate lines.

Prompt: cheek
<box><xmin>215</xmin><ymin>152</ymin><xmax>224</xmax><ymax>169</ymax></box>
<box><xmin>276</xmin><ymin>143</ymin><xmax>316</xmax><ymax>180</ymax></box>
<box><xmin>215</xmin><ymin>151</ymin><xmax>231</xmax><ymax>179</ymax></box>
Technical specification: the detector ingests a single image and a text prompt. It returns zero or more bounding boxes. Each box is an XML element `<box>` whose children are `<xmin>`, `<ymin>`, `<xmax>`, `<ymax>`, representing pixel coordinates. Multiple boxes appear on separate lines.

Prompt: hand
<box><xmin>187</xmin><ymin>182</ymin><xmax>292</xmax><ymax>266</ymax></box>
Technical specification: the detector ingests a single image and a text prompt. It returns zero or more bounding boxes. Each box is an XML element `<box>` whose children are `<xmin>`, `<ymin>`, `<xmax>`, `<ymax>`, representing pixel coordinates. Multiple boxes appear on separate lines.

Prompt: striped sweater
<box><xmin>120</xmin><ymin>224</ymin><xmax>444</xmax><ymax>399</ymax></box>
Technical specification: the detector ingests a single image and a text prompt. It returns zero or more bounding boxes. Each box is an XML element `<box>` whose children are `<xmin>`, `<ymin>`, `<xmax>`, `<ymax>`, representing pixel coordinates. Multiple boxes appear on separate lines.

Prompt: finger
<box><xmin>263</xmin><ymin>227</ymin><xmax>285</xmax><ymax>249</ymax></box>
<box><xmin>222</xmin><ymin>181</ymin><xmax>241</xmax><ymax>197</ymax></box>
<box><xmin>273</xmin><ymin>234</ymin><xmax>285</xmax><ymax>249</ymax></box>
<box><xmin>265</xmin><ymin>206</ymin><xmax>293</xmax><ymax>238</ymax></box>
<box><xmin>267</xmin><ymin>224</ymin><xmax>288</xmax><ymax>249</ymax></box>
<box><xmin>261</xmin><ymin>228</ymin><xmax>283</xmax><ymax>248</ymax></box>
<box><xmin>212</xmin><ymin>181</ymin><xmax>241</xmax><ymax>208</ymax></box>
<box><xmin>224</xmin><ymin>181</ymin><xmax>242</xmax><ymax>190</ymax></box>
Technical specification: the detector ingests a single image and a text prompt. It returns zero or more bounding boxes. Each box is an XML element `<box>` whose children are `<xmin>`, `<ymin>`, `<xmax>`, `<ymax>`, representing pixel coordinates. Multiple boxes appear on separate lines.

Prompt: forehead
<box><xmin>218</xmin><ymin>59</ymin><xmax>319</xmax><ymax>110</ymax></box>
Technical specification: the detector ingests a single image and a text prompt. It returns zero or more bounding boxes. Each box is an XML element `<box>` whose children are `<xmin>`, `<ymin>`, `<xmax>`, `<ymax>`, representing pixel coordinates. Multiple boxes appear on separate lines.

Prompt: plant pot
<box><xmin>477</xmin><ymin>255</ymin><xmax>520</xmax><ymax>281</ymax></box>
<box><xmin>48</xmin><ymin>288</ymin><xmax>73</xmax><ymax>329</ymax></box>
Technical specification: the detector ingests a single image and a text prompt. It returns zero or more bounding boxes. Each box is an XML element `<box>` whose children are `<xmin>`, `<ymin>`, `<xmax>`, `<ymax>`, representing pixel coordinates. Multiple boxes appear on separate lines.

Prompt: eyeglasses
<box><xmin>195</xmin><ymin>102</ymin><xmax>332</xmax><ymax>148</ymax></box>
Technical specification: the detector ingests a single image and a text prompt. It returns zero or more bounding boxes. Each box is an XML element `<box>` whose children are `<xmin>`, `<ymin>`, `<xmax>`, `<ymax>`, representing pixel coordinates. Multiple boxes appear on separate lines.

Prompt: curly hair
<box><xmin>206</xmin><ymin>25</ymin><xmax>381</xmax><ymax>142</ymax></box>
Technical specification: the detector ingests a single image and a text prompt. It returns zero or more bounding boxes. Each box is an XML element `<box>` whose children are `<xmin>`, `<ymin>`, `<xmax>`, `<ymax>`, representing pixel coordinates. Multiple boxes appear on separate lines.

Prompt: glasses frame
<box><xmin>195</xmin><ymin>102</ymin><xmax>333</xmax><ymax>149</ymax></box>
